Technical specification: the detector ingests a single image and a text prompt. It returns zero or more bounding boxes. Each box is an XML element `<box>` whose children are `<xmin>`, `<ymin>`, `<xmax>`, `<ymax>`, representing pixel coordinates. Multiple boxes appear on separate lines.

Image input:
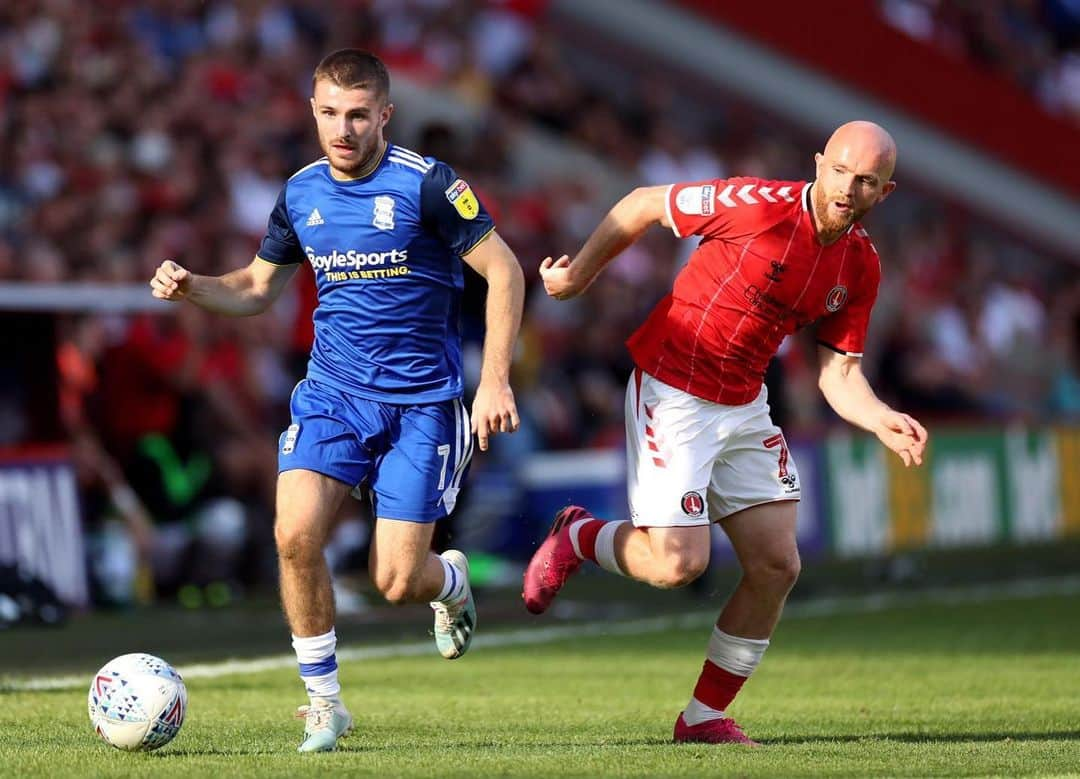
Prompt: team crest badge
<box><xmin>444</xmin><ymin>178</ymin><xmax>480</xmax><ymax>220</ymax></box>
<box><xmin>825</xmin><ymin>285</ymin><xmax>848</xmax><ymax>313</ymax></box>
<box><xmin>681</xmin><ymin>491</ymin><xmax>705</xmax><ymax>517</ymax></box>
<box><xmin>373</xmin><ymin>195</ymin><xmax>395</xmax><ymax>231</ymax></box>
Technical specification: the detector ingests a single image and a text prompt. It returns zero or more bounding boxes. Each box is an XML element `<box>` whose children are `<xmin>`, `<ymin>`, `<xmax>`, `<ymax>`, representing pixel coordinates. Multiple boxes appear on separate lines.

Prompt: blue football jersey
<box><xmin>258</xmin><ymin>144</ymin><xmax>495</xmax><ymax>403</ymax></box>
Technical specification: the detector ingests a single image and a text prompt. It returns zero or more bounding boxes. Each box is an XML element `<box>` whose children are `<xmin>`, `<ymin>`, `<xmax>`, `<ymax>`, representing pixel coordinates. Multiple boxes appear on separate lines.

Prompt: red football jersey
<box><xmin>626</xmin><ymin>177</ymin><xmax>881</xmax><ymax>406</ymax></box>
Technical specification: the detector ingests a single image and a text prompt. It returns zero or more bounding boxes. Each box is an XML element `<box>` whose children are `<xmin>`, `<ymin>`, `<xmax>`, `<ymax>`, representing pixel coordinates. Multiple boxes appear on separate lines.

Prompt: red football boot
<box><xmin>521</xmin><ymin>505</ymin><xmax>592</xmax><ymax>614</ymax></box>
<box><xmin>673</xmin><ymin>713</ymin><xmax>760</xmax><ymax>746</ymax></box>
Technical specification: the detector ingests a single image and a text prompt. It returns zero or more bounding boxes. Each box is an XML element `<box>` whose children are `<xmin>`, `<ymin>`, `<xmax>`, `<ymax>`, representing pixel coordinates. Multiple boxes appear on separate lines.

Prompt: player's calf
<box><xmin>646</xmin><ymin>547</ymin><xmax>709</xmax><ymax>589</ymax></box>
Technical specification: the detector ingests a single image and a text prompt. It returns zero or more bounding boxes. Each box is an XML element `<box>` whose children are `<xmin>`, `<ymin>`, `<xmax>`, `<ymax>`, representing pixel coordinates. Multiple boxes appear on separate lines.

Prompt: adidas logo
<box><xmin>306</xmin><ymin>208</ymin><xmax>325</xmax><ymax>227</ymax></box>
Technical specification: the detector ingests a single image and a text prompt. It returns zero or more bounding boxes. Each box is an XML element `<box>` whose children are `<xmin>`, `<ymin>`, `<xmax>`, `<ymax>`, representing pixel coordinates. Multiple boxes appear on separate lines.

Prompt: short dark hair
<box><xmin>312</xmin><ymin>49</ymin><xmax>390</xmax><ymax>101</ymax></box>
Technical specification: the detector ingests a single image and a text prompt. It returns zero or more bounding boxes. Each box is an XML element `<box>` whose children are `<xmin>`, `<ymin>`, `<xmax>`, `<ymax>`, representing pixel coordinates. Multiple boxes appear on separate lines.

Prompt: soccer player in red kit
<box><xmin>523</xmin><ymin>121</ymin><xmax>928</xmax><ymax>745</ymax></box>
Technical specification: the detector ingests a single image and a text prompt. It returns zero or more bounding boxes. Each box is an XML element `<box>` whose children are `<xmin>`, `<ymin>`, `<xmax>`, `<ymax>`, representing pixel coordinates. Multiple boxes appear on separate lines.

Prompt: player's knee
<box><xmin>745</xmin><ymin>550</ymin><xmax>801</xmax><ymax>593</ymax></box>
<box><xmin>654</xmin><ymin>550</ymin><xmax>710</xmax><ymax>589</ymax></box>
<box><xmin>380</xmin><ymin>584</ymin><xmax>413</xmax><ymax>606</ymax></box>
<box><xmin>274</xmin><ymin>519</ymin><xmax>321</xmax><ymax>563</ymax></box>
<box><xmin>372</xmin><ymin>570</ymin><xmax>419</xmax><ymax>605</ymax></box>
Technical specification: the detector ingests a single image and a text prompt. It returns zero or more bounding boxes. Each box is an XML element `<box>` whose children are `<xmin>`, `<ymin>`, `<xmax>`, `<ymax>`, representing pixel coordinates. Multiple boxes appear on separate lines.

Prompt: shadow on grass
<box><xmin>149</xmin><ymin>731</ymin><xmax>1080</xmax><ymax>758</ymax></box>
<box><xmin>151</xmin><ymin>745</ymin><xmax>381</xmax><ymax>757</ymax></box>
<box><xmin>153</xmin><ymin>737</ymin><xmax>675</xmax><ymax>757</ymax></box>
<box><xmin>759</xmin><ymin>730</ymin><xmax>1080</xmax><ymax>746</ymax></box>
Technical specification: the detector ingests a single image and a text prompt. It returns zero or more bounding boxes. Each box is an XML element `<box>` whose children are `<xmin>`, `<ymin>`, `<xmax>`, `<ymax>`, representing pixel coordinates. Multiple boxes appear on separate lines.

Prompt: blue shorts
<box><xmin>278</xmin><ymin>379</ymin><xmax>473</xmax><ymax>522</ymax></box>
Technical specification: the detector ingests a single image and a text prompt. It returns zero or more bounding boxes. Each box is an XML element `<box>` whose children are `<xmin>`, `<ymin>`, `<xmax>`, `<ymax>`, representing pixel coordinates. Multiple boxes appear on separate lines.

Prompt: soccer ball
<box><xmin>87</xmin><ymin>653</ymin><xmax>187</xmax><ymax>751</ymax></box>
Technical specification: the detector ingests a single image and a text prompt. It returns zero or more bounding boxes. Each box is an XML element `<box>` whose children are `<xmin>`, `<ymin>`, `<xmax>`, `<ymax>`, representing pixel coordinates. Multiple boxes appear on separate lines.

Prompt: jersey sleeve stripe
<box><xmin>460</xmin><ymin>225</ymin><xmax>496</xmax><ymax>256</ymax></box>
<box><xmin>389</xmin><ymin>150</ymin><xmax>431</xmax><ymax>169</ymax></box>
<box><xmin>389</xmin><ymin>146</ymin><xmax>428</xmax><ymax>165</ymax></box>
<box><xmin>664</xmin><ymin>184</ymin><xmax>682</xmax><ymax>238</ymax></box>
<box><xmin>388</xmin><ymin>154</ymin><xmax>432</xmax><ymax>174</ymax></box>
<box><xmin>816</xmin><ymin>339</ymin><xmax>862</xmax><ymax>357</ymax></box>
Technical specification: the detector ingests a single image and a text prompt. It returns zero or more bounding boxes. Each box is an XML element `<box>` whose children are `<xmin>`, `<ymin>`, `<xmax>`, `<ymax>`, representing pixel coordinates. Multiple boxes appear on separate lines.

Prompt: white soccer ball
<box><xmin>87</xmin><ymin>653</ymin><xmax>187</xmax><ymax>751</ymax></box>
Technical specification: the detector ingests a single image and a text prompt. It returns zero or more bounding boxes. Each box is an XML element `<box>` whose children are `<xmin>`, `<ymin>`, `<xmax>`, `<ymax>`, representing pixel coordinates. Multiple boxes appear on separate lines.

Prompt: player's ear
<box><xmin>310</xmin><ymin>96</ymin><xmax>317</xmax><ymax>117</ymax></box>
<box><xmin>380</xmin><ymin>101</ymin><xmax>394</xmax><ymax>128</ymax></box>
<box><xmin>878</xmin><ymin>180</ymin><xmax>897</xmax><ymax>203</ymax></box>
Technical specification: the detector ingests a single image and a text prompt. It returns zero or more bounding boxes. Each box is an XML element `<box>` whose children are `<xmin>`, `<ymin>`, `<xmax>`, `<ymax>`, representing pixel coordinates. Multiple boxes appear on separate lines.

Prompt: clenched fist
<box><xmin>150</xmin><ymin>260</ymin><xmax>192</xmax><ymax>301</ymax></box>
<box><xmin>539</xmin><ymin>255</ymin><xmax>587</xmax><ymax>300</ymax></box>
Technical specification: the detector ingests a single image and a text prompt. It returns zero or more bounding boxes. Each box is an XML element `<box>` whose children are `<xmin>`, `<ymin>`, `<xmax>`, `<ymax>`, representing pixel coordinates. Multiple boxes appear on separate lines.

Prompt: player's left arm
<box><xmin>817</xmin><ymin>347</ymin><xmax>928</xmax><ymax>467</ymax></box>
<box><xmin>461</xmin><ymin>231</ymin><xmax>525</xmax><ymax>451</ymax></box>
<box><xmin>420</xmin><ymin>162</ymin><xmax>525</xmax><ymax>451</ymax></box>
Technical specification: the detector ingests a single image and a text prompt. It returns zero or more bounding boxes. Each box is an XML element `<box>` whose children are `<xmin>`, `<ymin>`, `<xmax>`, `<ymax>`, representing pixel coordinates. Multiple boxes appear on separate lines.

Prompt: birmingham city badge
<box><xmin>373</xmin><ymin>195</ymin><xmax>395</xmax><ymax>231</ymax></box>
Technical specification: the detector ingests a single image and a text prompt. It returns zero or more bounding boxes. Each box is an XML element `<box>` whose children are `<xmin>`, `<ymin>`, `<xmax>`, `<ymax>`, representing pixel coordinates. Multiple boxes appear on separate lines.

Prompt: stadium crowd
<box><xmin>1</xmin><ymin>0</ymin><xmax>1077</xmax><ymax>604</ymax></box>
<box><xmin>878</xmin><ymin>0</ymin><xmax>1080</xmax><ymax>123</ymax></box>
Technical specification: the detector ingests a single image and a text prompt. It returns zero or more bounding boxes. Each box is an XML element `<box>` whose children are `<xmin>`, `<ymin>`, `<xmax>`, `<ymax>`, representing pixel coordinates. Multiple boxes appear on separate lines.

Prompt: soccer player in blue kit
<box><xmin>150</xmin><ymin>49</ymin><xmax>525</xmax><ymax>752</ymax></box>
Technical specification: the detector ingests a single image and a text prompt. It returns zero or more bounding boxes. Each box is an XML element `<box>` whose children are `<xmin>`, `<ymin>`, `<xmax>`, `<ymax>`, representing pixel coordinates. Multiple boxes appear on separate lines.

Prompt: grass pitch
<box><xmin>1</xmin><ymin>588</ymin><xmax>1078</xmax><ymax>777</ymax></box>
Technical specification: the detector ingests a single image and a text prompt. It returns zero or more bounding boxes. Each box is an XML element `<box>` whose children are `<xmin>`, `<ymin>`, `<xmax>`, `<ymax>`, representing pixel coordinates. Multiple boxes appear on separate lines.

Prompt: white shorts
<box><xmin>625</xmin><ymin>369</ymin><xmax>800</xmax><ymax>527</ymax></box>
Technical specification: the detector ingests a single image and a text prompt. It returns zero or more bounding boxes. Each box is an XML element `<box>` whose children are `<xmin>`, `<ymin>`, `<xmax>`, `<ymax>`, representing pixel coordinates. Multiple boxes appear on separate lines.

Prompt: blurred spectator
<box><xmin>0</xmin><ymin>0</ymin><xmax>1076</xmax><ymax>602</ymax></box>
<box><xmin>879</xmin><ymin>0</ymin><xmax>1080</xmax><ymax>124</ymax></box>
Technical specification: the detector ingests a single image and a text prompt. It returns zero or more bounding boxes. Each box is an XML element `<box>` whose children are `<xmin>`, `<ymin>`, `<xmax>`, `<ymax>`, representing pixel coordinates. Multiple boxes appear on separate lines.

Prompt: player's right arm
<box><xmin>151</xmin><ymin>184</ymin><xmax>304</xmax><ymax>315</ymax></box>
<box><xmin>540</xmin><ymin>185</ymin><xmax>670</xmax><ymax>300</ymax></box>
<box><xmin>150</xmin><ymin>256</ymin><xmax>298</xmax><ymax>316</ymax></box>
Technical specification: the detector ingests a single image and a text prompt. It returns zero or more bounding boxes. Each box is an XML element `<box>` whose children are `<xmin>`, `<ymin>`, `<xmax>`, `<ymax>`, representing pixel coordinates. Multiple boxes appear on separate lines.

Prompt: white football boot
<box><xmin>430</xmin><ymin>550</ymin><xmax>477</xmax><ymax>660</ymax></box>
<box><xmin>295</xmin><ymin>697</ymin><xmax>353</xmax><ymax>753</ymax></box>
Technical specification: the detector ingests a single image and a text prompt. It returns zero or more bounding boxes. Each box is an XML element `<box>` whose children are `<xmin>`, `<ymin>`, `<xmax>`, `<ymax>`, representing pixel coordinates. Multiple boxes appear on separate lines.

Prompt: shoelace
<box><xmin>294</xmin><ymin>703</ymin><xmax>334</xmax><ymax>733</ymax></box>
<box><xmin>432</xmin><ymin>597</ymin><xmax>465</xmax><ymax>633</ymax></box>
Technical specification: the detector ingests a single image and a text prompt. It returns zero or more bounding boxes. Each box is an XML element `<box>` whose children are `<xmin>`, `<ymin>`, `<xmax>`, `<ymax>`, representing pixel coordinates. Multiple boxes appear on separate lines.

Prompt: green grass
<box><xmin>2</xmin><ymin>592</ymin><xmax>1079</xmax><ymax>777</ymax></box>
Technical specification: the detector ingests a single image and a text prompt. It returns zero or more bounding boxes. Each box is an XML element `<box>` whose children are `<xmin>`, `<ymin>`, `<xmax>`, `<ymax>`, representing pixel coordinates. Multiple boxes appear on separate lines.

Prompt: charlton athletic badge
<box><xmin>825</xmin><ymin>285</ymin><xmax>848</xmax><ymax>312</ymax></box>
<box><xmin>681</xmin><ymin>491</ymin><xmax>705</xmax><ymax>517</ymax></box>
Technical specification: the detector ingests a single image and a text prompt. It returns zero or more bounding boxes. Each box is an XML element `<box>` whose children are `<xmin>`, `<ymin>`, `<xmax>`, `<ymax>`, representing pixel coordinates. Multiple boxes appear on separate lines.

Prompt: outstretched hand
<box><xmin>539</xmin><ymin>255</ymin><xmax>584</xmax><ymax>300</ymax></box>
<box><xmin>875</xmin><ymin>410</ymin><xmax>928</xmax><ymax>467</ymax></box>
<box><xmin>471</xmin><ymin>380</ymin><xmax>520</xmax><ymax>452</ymax></box>
<box><xmin>150</xmin><ymin>260</ymin><xmax>192</xmax><ymax>301</ymax></box>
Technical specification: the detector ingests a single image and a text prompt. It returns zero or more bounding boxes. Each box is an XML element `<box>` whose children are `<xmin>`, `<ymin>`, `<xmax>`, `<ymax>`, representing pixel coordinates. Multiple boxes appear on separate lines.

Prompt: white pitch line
<box><xmin>4</xmin><ymin>575</ymin><xmax>1079</xmax><ymax>693</ymax></box>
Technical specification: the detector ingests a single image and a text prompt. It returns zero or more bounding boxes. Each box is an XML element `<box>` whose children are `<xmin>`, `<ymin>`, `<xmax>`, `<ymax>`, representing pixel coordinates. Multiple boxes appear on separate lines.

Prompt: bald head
<box><xmin>811</xmin><ymin>120</ymin><xmax>898</xmax><ymax>242</ymax></box>
<box><xmin>824</xmin><ymin>121</ymin><xmax>897</xmax><ymax>180</ymax></box>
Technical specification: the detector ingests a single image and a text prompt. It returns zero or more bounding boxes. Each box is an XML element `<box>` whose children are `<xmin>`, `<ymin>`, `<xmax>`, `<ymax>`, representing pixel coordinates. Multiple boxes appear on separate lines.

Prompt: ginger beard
<box><xmin>811</xmin><ymin>121</ymin><xmax>897</xmax><ymax>239</ymax></box>
<box><xmin>812</xmin><ymin>180</ymin><xmax>868</xmax><ymax>236</ymax></box>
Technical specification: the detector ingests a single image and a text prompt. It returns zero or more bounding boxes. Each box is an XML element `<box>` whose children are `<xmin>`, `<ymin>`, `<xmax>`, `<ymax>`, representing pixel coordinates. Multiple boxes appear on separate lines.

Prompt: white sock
<box><xmin>434</xmin><ymin>555</ymin><xmax>466</xmax><ymax>603</ymax></box>
<box><xmin>594</xmin><ymin>520</ymin><xmax>626</xmax><ymax>576</ymax></box>
<box><xmin>292</xmin><ymin>628</ymin><xmax>340</xmax><ymax>700</ymax></box>
<box><xmin>708</xmin><ymin>628</ymin><xmax>770</xmax><ymax>676</ymax></box>
<box><xmin>682</xmin><ymin>628</ymin><xmax>770</xmax><ymax>725</ymax></box>
<box><xmin>683</xmin><ymin>696</ymin><xmax>724</xmax><ymax>726</ymax></box>
<box><xmin>567</xmin><ymin>519</ymin><xmax>589</xmax><ymax>559</ymax></box>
